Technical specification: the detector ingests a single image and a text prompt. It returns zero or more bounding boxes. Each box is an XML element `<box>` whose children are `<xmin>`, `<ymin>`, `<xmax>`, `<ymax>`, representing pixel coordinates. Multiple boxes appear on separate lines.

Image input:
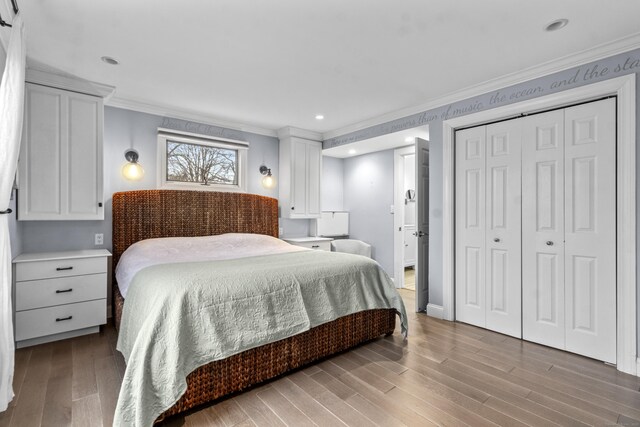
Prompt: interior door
<box><xmin>415</xmin><ymin>138</ymin><xmax>429</xmax><ymax>312</ymax></box>
<box><xmin>484</xmin><ymin>120</ymin><xmax>522</xmax><ymax>338</ymax></box>
<box><xmin>563</xmin><ymin>98</ymin><xmax>616</xmax><ymax>363</ymax></box>
<box><xmin>522</xmin><ymin>109</ymin><xmax>566</xmax><ymax>348</ymax></box>
<box><xmin>455</xmin><ymin>126</ymin><xmax>486</xmax><ymax>327</ymax></box>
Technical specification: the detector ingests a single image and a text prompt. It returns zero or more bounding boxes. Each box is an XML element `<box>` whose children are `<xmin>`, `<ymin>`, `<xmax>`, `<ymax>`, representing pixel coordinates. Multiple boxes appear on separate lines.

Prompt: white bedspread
<box><xmin>115</xmin><ymin>233</ymin><xmax>307</xmax><ymax>297</ymax></box>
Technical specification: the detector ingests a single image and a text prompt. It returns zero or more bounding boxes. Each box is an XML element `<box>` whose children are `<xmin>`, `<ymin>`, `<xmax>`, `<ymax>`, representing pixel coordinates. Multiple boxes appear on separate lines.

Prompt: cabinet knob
<box><xmin>291</xmin><ymin>207</ymin><xmax>295</xmax><ymax>210</ymax></box>
<box><xmin>56</xmin><ymin>266</ymin><xmax>73</xmax><ymax>271</ymax></box>
<box><xmin>494</xmin><ymin>238</ymin><xmax>500</xmax><ymax>242</ymax></box>
<box><xmin>98</xmin><ymin>202</ymin><xmax>103</xmax><ymax>207</ymax></box>
<box><xmin>55</xmin><ymin>316</ymin><xmax>73</xmax><ymax>322</ymax></box>
<box><xmin>311</xmin><ymin>245</ymin><xmax>320</xmax><ymax>249</ymax></box>
<box><xmin>546</xmin><ymin>241</ymin><xmax>554</xmax><ymax>246</ymax></box>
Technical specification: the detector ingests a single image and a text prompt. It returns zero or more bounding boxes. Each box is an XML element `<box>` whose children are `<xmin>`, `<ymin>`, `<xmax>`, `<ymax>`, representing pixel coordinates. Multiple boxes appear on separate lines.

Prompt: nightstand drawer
<box><xmin>15</xmin><ymin>299</ymin><xmax>106</xmax><ymax>342</ymax></box>
<box><xmin>290</xmin><ymin>240</ymin><xmax>331</xmax><ymax>251</ymax></box>
<box><xmin>15</xmin><ymin>273</ymin><xmax>107</xmax><ymax>311</ymax></box>
<box><xmin>15</xmin><ymin>256</ymin><xmax>107</xmax><ymax>281</ymax></box>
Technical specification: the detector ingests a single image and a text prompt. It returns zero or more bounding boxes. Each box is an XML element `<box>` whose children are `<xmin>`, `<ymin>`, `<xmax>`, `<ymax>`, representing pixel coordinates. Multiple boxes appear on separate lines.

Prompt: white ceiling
<box><xmin>5</xmin><ymin>0</ymin><xmax>640</xmax><ymax>135</ymax></box>
<box><xmin>323</xmin><ymin>127</ymin><xmax>429</xmax><ymax>158</ymax></box>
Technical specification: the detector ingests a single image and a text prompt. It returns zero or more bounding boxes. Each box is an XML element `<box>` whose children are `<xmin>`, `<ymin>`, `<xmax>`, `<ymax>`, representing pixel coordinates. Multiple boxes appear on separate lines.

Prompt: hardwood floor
<box><xmin>404</xmin><ymin>268</ymin><xmax>415</xmax><ymax>291</ymax></box>
<box><xmin>2</xmin><ymin>289</ymin><xmax>640</xmax><ymax>426</ymax></box>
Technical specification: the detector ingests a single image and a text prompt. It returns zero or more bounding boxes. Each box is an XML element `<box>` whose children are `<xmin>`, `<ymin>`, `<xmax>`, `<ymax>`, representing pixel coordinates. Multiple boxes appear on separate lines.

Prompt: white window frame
<box><xmin>157</xmin><ymin>128</ymin><xmax>248</xmax><ymax>193</ymax></box>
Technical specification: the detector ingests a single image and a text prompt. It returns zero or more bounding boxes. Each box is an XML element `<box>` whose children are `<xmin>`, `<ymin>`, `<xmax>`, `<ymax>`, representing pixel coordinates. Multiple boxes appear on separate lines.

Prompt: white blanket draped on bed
<box><xmin>113</xmin><ymin>234</ymin><xmax>407</xmax><ymax>427</ymax></box>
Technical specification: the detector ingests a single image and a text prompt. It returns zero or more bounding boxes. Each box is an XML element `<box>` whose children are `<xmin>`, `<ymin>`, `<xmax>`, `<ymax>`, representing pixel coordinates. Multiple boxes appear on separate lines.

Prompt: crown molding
<box><xmin>322</xmin><ymin>31</ymin><xmax>640</xmax><ymax>141</ymax></box>
<box><xmin>107</xmin><ymin>95</ymin><xmax>278</xmax><ymax>138</ymax></box>
<box><xmin>277</xmin><ymin>126</ymin><xmax>323</xmax><ymax>141</ymax></box>
<box><xmin>26</xmin><ymin>68</ymin><xmax>115</xmax><ymax>99</ymax></box>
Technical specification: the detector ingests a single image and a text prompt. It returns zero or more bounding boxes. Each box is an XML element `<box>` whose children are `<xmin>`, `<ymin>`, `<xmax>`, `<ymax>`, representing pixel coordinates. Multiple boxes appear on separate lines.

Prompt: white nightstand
<box><xmin>12</xmin><ymin>249</ymin><xmax>111</xmax><ymax>348</ymax></box>
<box><xmin>283</xmin><ymin>237</ymin><xmax>334</xmax><ymax>251</ymax></box>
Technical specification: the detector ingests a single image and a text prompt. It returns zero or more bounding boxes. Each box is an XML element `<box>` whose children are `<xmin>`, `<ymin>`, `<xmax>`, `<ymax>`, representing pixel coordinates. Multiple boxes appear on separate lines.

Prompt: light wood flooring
<box><xmin>2</xmin><ymin>289</ymin><xmax>640</xmax><ymax>426</ymax></box>
<box><xmin>404</xmin><ymin>268</ymin><xmax>415</xmax><ymax>291</ymax></box>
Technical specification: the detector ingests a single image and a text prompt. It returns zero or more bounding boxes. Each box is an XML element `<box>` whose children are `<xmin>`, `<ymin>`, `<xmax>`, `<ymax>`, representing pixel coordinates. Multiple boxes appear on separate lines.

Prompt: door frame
<box><xmin>442</xmin><ymin>75</ymin><xmax>637</xmax><ymax>375</ymax></box>
<box><xmin>393</xmin><ymin>145</ymin><xmax>416</xmax><ymax>290</ymax></box>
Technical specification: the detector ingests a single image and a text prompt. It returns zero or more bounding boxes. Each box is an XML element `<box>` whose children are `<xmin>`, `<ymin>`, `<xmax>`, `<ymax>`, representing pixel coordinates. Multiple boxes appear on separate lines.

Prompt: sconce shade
<box><xmin>123</xmin><ymin>149</ymin><xmax>144</xmax><ymax>181</ymax></box>
<box><xmin>259</xmin><ymin>165</ymin><xmax>276</xmax><ymax>189</ymax></box>
<box><xmin>262</xmin><ymin>174</ymin><xmax>276</xmax><ymax>189</ymax></box>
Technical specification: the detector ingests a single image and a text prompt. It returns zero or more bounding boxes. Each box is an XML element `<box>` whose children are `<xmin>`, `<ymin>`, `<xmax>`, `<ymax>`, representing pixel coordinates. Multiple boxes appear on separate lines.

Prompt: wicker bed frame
<box><xmin>112</xmin><ymin>190</ymin><xmax>397</xmax><ymax>422</ymax></box>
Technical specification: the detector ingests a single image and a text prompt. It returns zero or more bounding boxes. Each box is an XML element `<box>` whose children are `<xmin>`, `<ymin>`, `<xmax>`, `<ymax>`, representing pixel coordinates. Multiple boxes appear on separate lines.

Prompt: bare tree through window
<box><xmin>166</xmin><ymin>140</ymin><xmax>238</xmax><ymax>186</ymax></box>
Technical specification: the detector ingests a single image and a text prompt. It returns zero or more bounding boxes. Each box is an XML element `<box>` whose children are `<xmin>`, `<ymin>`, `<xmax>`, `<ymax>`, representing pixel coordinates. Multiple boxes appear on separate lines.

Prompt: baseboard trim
<box><xmin>16</xmin><ymin>326</ymin><xmax>100</xmax><ymax>349</ymax></box>
<box><xmin>636</xmin><ymin>357</ymin><xmax>640</xmax><ymax>377</ymax></box>
<box><xmin>426</xmin><ymin>303</ymin><xmax>444</xmax><ymax>319</ymax></box>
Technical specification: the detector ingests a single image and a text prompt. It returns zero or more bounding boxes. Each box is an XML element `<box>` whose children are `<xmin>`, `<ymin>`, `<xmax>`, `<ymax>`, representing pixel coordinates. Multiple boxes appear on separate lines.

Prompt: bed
<box><xmin>111</xmin><ymin>189</ymin><xmax>406</xmax><ymax>426</ymax></box>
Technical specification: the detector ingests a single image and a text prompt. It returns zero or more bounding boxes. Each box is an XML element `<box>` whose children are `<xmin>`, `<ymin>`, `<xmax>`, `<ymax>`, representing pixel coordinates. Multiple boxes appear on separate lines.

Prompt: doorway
<box><xmin>393</xmin><ymin>145</ymin><xmax>416</xmax><ymax>291</ymax></box>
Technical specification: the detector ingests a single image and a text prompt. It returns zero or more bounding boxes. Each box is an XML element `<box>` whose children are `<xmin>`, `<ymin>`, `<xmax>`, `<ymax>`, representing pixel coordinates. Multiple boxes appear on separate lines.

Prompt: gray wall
<box><xmin>19</xmin><ymin>107</ymin><xmax>283</xmax><ymax>253</ymax></box>
<box><xmin>343</xmin><ymin>150</ymin><xmax>395</xmax><ymax>276</ymax></box>
<box><xmin>321</xmin><ymin>156</ymin><xmax>344</xmax><ymax>211</ymax></box>
<box><xmin>326</xmin><ymin>47</ymin><xmax>640</xmax><ymax>354</ymax></box>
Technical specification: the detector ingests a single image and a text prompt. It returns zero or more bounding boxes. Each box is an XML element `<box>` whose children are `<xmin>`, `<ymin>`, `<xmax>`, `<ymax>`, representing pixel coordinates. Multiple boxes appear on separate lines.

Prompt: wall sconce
<box><xmin>259</xmin><ymin>165</ymin><xmax>276</xmax><ymax>189</ymax></box>
<box><xmin>122</xmin><ymin>149</ymin><xmax>144</xmax><ymax>181</ymax></box>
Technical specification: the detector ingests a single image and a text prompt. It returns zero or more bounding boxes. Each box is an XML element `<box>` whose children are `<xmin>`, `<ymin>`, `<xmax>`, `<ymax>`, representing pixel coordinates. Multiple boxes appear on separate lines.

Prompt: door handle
<box><xmin>55</xmin><ymin>288</ymin><xmax>73</xmax><ymax>294</ymax></box>
<box><xmin>413</xmin><ymin>231</ymin><xmax>425</xmax><ymax>237</ymax></box>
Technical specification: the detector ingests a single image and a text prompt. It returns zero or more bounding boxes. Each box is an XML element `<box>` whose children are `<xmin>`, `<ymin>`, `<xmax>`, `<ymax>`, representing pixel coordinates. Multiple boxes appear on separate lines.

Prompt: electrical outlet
<box><xmin>94</xmin><ymin>233</ymin><xmax>104</xmax><ymax>245</ymax></box>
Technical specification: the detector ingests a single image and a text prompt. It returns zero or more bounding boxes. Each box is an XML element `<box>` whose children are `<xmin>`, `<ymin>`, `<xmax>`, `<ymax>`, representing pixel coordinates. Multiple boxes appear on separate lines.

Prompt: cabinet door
<box><xmin>18</xmin><ymin>84</ymin><xmax>104</xmax><ymax>220</ymax></box>
<box><xmin>19</xmin><ymin>84</ymin><xmax>63</xmax><ymax>219</ymax></box>
<box><xmin>563</xmin><ymin>98</ymin><xmax>616</xmax><ymax>364</ymax></box>
<box><xmin>522</xmin><ymin>109</ymin><xmax>565</xmax><ymax>349</ymax></box>
<box><xmin>455</xmin><ymin>126</ymin><xmax>486</xmax><ymax>328</ymax></box>
<box><xmin>484</xmin><ymin>120</ymin><xmax>522</xmax><ymax>338</ymax></box>
<box><xmin>66</xmin><ymin>93</ymin><xmax>104</xmax><ymax>219</ymax></box>
<box><xmin>306</xmin><ymin>142</ymin><xmax>321</xmax><ymax>217</ymax></box>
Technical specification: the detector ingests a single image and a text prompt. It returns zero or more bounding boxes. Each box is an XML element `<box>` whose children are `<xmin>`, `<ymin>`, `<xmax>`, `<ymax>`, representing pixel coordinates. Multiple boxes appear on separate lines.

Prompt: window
<box><xmin>158</xmin><ymin>130</ymin><xmax>248</xmax><ymax>192</ymax></box>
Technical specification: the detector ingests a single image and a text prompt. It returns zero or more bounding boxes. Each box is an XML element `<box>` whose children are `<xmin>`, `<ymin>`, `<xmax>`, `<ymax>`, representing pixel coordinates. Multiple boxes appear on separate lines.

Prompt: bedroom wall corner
<box><xmin>343</xmin><ymin>149</ymin><xmax>394</xmax><ymax>277</ymax></box>
<box><xmin>321</xmin><ymin>156</ymin><xmax>344</xmax><ymax>211</ymax></box>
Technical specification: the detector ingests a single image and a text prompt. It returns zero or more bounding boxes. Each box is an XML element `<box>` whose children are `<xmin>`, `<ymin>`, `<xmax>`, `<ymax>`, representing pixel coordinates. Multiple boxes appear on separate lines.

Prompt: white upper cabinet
<box><xmin>18</xmin><ymin>83</ymin><xmax>104</xmax><ymax>220</ymax></box>
<box><xmin>278</xmin><ymin>128</ymin><xmax>322</xmax><ymax>219</ymax></box>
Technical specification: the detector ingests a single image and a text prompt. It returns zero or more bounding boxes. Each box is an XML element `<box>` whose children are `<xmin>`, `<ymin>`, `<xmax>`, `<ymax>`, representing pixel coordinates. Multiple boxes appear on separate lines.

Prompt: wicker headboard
<box><xmin>112</xmin><ymin>190</ymin><xmax>279</xmax><ymax>269</ymax></box>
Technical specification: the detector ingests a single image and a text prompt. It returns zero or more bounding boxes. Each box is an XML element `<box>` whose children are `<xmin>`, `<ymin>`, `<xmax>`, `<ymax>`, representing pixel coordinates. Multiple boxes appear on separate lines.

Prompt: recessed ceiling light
<box><xmin>545</xmin><ymin>19</ymin><xmax>568</xmax><ymax>32</ymax></box>
<box><xmin>101</xmin><ymin>56</ymin><xmax>119</xmax><ymax>65</ymax></box>
<box><xmin>404</xmin><ymin>137</ymin><xmax>413</xmax><ymax>143</ymax></box>
<box><xmin>315</xmin><ymin>114</ymin><xmax>324</xmax><ymax>120</ymax></box>
<box><xmin>348</xmin><ymin>149</ymin><xmax>356</xmax><ymax>155</ymax></box>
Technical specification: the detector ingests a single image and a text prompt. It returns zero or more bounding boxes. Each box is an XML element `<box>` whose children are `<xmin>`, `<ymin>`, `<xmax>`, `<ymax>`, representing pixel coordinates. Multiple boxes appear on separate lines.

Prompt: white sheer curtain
<box><xmin>0</xmin><ymin>13</ymin><xmax>25</xmax><ymax>412</ymax></box>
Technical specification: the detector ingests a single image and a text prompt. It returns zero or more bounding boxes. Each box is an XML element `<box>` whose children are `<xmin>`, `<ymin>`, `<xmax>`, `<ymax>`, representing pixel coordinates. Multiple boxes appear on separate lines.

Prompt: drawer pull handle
<box><xmin>55</xmin><ymin>316</ymin><xmax>73</xmax><ymax>322</ymax></box>
<box><xmin>312</xmin><ymin>245</ymin><xmax>320</xmax><ymax>248</ymax></box>
<box><xmin>56</xmin><ymin>266</ymin><xmax>73</xmax><ymax>271</ymax></box>
<box><xmin>55</xmin><ymin>288</ymin><xmax>73</xmax><ymax>294</ymax></box>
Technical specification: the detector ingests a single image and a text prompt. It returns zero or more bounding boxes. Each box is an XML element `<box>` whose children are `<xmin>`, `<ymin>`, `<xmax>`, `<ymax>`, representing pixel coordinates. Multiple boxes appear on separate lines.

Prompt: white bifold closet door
<box><xmin>455</xmin><ymin>120</ymin><xmax>522</xmax><ymax>338</ymax></box>
<box><xmin>522</xmin><ymin>98</ymin><xmax>616</xmax><ymax>363</ymax></box>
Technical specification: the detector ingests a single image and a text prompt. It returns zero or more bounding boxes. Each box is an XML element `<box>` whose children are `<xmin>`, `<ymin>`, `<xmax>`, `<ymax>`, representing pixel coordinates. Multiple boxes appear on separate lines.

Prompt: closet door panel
<box><xmin>455</xmin><ymin>126</ymin><xmax>486</xmax><ymax>328</ymax></box>
<box><xmin>485</xmin><ymin>120</ymin><xmax>522</xmax><ymax>338</ymax></box>
<box><xmin>564</xmin><ymin>98</ymin><xmax>616</xmax><ymax>364</ymax></box>
<box><xmin>522</xmin><ymin>110</ymin><xmax>565</xmax><ymax>349</ymax></box>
